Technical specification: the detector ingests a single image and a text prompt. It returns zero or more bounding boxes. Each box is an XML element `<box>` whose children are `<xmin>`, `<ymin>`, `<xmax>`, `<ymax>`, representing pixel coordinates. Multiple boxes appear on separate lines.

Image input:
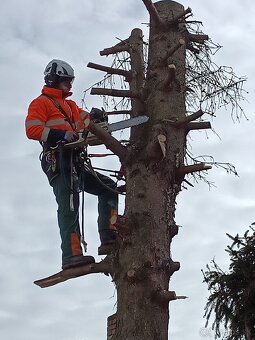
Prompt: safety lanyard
<box><xmin>41</xmin><ymin>94</ymin><xmax>76</xmax><ymax>131</ymax></box>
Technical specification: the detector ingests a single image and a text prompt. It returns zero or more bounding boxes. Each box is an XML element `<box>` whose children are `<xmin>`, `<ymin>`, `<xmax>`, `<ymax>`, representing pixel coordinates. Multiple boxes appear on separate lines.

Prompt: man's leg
<box><xmin>52</xmin><ymin>173</ymin><xmax>94</xmax><ymax>268</ymax></box>
<box><xmin>82</xmin><ymin>170</ymin><xmax>118</xmax><ymax>246</ymax></box>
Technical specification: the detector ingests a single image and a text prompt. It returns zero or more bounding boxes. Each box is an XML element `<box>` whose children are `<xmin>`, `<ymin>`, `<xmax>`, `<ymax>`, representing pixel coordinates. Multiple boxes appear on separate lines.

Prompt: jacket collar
<box><xmin>42</xmin><ymin>86</ymin><xmax>73</xmax><ymax>100</ymax></box>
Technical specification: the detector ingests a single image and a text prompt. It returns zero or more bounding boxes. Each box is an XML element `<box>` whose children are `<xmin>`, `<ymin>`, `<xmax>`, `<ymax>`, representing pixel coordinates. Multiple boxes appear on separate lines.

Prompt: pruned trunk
<box><xmin>110</xmin><ymin>1</ymin><xmax>187</xmax><ymax>339</ymax></box>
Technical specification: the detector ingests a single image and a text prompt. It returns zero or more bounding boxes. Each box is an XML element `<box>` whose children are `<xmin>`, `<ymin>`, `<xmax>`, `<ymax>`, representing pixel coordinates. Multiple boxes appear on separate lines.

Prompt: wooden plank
<box><xmin>34</xmin><ymin>263</ymin><xmax>95</xmax><ymax>288</ymax></box>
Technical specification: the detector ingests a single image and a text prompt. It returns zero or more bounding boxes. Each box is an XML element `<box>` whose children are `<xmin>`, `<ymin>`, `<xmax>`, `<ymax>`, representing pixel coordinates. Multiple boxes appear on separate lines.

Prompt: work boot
<box><xmin>62</xmin><ymin>255</ymin><xmax>95</xmax><ymax>270</ymax></box>
<box><xmin>98</xmin><ymin>239</ymin><xmax>116</xmax><ymax>256</ymax></box>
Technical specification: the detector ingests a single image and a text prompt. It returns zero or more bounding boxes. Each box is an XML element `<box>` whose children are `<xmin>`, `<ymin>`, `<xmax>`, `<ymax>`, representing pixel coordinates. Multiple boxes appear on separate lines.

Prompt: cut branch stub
<box><xmin>90</xmin><ymin>88</ymin><xmax>138</xmax><ymax>98</ymax></box>
<box><xmin>152</xmin><ymin>290</ymin><xmax>176</xmax><ymax>305</ymax></box>
<box><xmin>145</xmin><ymin>132</ymin><xmax>167</xmax><ymax>161</ymax></box>
<box><xmin>170</xmin><ymin>223</ymin><xmax>179</xmax><ymax>238</ymax></box>
<box><xmin>169</xmin><ymin>260</ymin><xmax>181</xmax><ymax>276</ymax></box>
<box><xmin>157</xmin><ymin>134</ymin><xmax>167</xmax><ymax>158</ymax></box>
<box><xmin>169</xmin><ymin>7</ymin><xmax>192</xmax><ymax>25</ymax></box>
<box><xmin>188</xmin><ymin>33</ymin><xmax>209</xmax><ymax>44</ymax></box>
<box><xmin>152</xmin><ymin>289</ymin><xmax>187</xmax><ymax>306</ymax></box>
<box><xmin>186</xmin><ymin>121</ymin><xmax>212</xmax><ymax>132</ymax></box>
<box><xmin>87</xmin><ymin>62</ymin><xmax>132</xmax><ymax>82</ymax></box>
<box><xmin>177</xmin><ymin>163</ymin><xmax>212</xmax><ymax>177</ymax></box>
<box><xmin>100</xmin><ymin>42</ymin><xmax>130</xmax><ymax>56</ymax></box>
<box><xmin>175</xmin><ymin>109</ymin><xmax>205</xmax><ymax>126</ymax></box>
<box><xmin>126</xmin><ymin>268</ymin><xmax>145</xmax><ymax>283</ymax></box>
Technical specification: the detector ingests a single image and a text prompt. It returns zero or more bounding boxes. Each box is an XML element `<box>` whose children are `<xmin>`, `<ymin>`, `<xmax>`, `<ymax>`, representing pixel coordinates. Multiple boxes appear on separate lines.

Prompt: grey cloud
<box><xmin>1</xmin><ymin>1</ymin><xmax>255</xmax><ymax>339</ymax></box>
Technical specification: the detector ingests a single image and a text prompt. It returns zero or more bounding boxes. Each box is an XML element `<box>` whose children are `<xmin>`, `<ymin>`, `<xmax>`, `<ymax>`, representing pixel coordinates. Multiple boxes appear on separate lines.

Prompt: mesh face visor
<box><xmin>58</xmin><ymin>76</ymin><xmax>75</xmax><ymax>84</ymax></box>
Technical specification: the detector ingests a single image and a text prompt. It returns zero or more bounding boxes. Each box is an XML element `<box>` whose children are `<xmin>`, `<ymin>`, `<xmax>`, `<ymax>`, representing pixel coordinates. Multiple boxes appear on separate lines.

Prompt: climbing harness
<box><xmin>41</xmin><ymin>94</ymin><xmax>76</xmax><ymax>130</ymax></box>
<box><xmin>39</xmin><ymin>95</ymin><xmax>126</xmax><ymax>253</ymax></box>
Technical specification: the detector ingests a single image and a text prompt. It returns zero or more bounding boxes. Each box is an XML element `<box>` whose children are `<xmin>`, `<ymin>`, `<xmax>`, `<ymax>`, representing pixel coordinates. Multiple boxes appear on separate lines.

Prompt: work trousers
<box><xmin>51</xmin><ymin>161</ymin><xmax>118</xmax><ymax>263</ymax></box>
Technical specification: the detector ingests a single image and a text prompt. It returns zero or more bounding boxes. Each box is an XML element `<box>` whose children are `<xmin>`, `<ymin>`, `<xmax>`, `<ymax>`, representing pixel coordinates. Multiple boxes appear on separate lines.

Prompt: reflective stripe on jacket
<box><xmin>25</xmin><ymin>86</ymin><xmax>89</xmax><ymax>145</ymax></box>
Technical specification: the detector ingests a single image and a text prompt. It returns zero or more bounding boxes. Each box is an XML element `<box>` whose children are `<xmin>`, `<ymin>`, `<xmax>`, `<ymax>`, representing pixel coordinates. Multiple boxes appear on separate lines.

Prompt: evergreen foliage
<box><xmin>202</xmin><ymin>225</ymin><xmax>255</xmax><ymax>339</ymax></box>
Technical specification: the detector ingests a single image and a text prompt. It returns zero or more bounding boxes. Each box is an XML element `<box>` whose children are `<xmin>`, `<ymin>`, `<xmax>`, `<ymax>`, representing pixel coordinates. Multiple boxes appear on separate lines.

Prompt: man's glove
<box><xmin>90</xmin><ymin>107</ymin><xmax>108</xmax><ymax>123</ymax></box>
<box><xmin>64</xmin><ymin>131</ymin><xmax>79</xmax><ymax>142</ymax></box>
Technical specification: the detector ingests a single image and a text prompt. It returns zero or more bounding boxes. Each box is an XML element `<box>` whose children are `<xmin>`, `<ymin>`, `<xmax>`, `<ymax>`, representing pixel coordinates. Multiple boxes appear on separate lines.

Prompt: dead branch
<box><xmin>186</xmin><ymin>21</ymin><xmax>247</xmax><ymax>121</ymax></box>
<box><xmin>90</xmin><ymin>88</ymin><xmax>138</xmax><ymax>98</ymax></box>
<box><xmin>153</xmin><ymin>290</ymin><xmax>188</xmax><ymax>305</ymax></box>
<box><xmin>114</xmin><ymin>38</ymin><xmax>129</xmax><ymax>47</ymax></box>
<box><xmin>142</xmin><ymin>0</ymin><xmax>163</xmax><ymax>27</ymax></box>
<box><xmin>177</xmin><ymin>163</ymin><xmax>212</xmax><ymax>176</ymax></box>
<box><xmin>176</xmin><ymin>109</ymin><xmax>205</xmax><ymax>126</ymax></box>
<box><xmin>100</xmin><ymin>43</ymin><xmax>130</xmax><ymax>56</ymax></box>
<box><xmin>186</xmin><ymin>43</ymin><xmax>200</xmax><ymax>54</ymax></box>
<box><xmin>188</xmin><ymin>33</ymin><xmax>209</xmax><ymax>44</ymax></box>
<box><xmin>169</xmin><ymin>7</ymin><xmax>192</xmax><ymax>25</ymax></box>
<box><xmin>88</xmin><ymin>121</ymin><xmax>127</xmax><ymax>162</ymax></box>
<box><xmin>186</xmin><ymin>121</ymin><xmax>212</xmax><ymax>132</ymax></box>
<box><xmin>87</xmin><ymin>62</ymin><xmax>132</xmax><ymax>81</ymax></box>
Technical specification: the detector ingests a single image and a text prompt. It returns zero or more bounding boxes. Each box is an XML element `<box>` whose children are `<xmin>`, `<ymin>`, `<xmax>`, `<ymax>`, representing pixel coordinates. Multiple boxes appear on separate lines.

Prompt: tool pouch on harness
<box><xmin>41</xmin><ymin>149</ymin><xmax>60</xmax><ymax>185</ymax></box>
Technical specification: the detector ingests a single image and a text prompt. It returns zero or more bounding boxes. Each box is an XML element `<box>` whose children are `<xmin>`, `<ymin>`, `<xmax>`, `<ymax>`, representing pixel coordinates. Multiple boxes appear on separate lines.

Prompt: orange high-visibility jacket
<box><xmin>26</xmin><ymin>86</ymin><xmax>89</xmax><ymax>146</ymax></box>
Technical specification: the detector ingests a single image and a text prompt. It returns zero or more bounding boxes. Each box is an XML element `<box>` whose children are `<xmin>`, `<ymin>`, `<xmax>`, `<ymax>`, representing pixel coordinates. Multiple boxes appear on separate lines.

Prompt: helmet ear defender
<box><xmin>44</xmin><ymin>62</ymin><xmax>59</xmax><ymax>87</ymax></box>
<box><xmin>44</xmin><ymin>59</ymin><xmax>75</xmax><ymax>87</ymax></box>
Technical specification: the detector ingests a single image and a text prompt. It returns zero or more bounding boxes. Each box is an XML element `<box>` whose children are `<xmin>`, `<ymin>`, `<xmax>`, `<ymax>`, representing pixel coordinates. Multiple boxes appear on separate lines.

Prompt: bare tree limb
<box><xmin>114</xmin><ymin>38</ymin><xmax>129</xmax><ymax>47</ymax></box>
<box><xmin>176</xmin><ymin>109</ymin><xmax>205</xmax><ymax>126</ymax></box>
<box><xmin>188</xmin><ymin>33</ymin><xmax>209</xmax><ymax>44</ymax></box>
<box><xmin>186</xmin><ymin>43</ymin><xmax>200</xmax><ymax>54</ymax></box>
<box><xmin>186</xmin><ymin>121</ymin><xmax>212</xmax><ymax>132</ymax></box>
<box><xmin>88</xmin><ymin>121</ymin><xmax>127</xmax><ymax>162</ymax></box>
<box><xmin>90</xmin><ymin>88</ymin><xmax>138</xmax><ymax>98</ymax></box>
<box><xmin>142</xmin><ymin>0</ymin><xmax>163</xmax><ymax>26</ymax></box>
<box><xmin>153</xmin><ymin>290</ymin><xmax>188</xmax><ymax>305</ymax></box>
<box><xmin>177</xmin><ymin>163</ymin><xmax>212</xmax><ymax>176</ymax></box>
<box><xmin>87</xmin><ymin>62</ymin><xmax>132</xmax><ymax>81</ymax></box>
<box><xmin>100</xmin><ymin>43</ymin><xmax>130</xmax><ymax>56</ymax></box>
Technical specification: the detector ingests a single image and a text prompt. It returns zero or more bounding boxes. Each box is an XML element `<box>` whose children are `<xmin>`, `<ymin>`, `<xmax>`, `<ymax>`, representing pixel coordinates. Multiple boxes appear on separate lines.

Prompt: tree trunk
<box><xmin>110</xmin><ymin>1</ymin><xmax>187</xmax><ymax>339</ymax></box>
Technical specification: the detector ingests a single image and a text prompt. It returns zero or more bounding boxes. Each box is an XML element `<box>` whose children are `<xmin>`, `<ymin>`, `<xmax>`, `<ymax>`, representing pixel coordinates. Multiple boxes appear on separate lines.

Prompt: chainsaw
<box><xmin>65</xmin><ymin>108</ymin><xmax>149</xmax><ymax>148</ymax></box>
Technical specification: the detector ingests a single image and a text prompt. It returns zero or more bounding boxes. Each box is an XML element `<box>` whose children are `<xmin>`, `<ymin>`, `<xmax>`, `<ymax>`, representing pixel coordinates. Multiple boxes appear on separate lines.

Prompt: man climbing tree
<box><xmin>32</xmin><ymin>1</ymin><xmax>246</xmax><ymax>340</ymax></box>
<box><xmin>25</xmin><ymin>59</ymin><xmax>118</xmax><ymax>270</ymax></box>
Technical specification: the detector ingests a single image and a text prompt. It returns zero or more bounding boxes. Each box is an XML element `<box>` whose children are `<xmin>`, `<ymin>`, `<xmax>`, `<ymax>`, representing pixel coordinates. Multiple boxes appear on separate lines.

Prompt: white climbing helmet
<box><xmin>44</xmin><ymin>59</ymin><xmax>75</xmax><ymax>86</ymax></box>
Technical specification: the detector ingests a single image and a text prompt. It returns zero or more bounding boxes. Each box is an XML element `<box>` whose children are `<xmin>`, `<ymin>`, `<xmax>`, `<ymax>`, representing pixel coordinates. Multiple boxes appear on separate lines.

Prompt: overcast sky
<box><xmin>1</xmin><ymin>1</ymin><xmax>255</xmax><ymax>339</ymax></box>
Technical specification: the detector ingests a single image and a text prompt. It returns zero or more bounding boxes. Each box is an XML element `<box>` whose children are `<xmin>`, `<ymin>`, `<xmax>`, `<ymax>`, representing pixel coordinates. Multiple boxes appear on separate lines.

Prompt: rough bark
<box><xmin>109</xmin><ymin>1</ymin><xmax>187</xmax><ymax>339</ymax></box>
